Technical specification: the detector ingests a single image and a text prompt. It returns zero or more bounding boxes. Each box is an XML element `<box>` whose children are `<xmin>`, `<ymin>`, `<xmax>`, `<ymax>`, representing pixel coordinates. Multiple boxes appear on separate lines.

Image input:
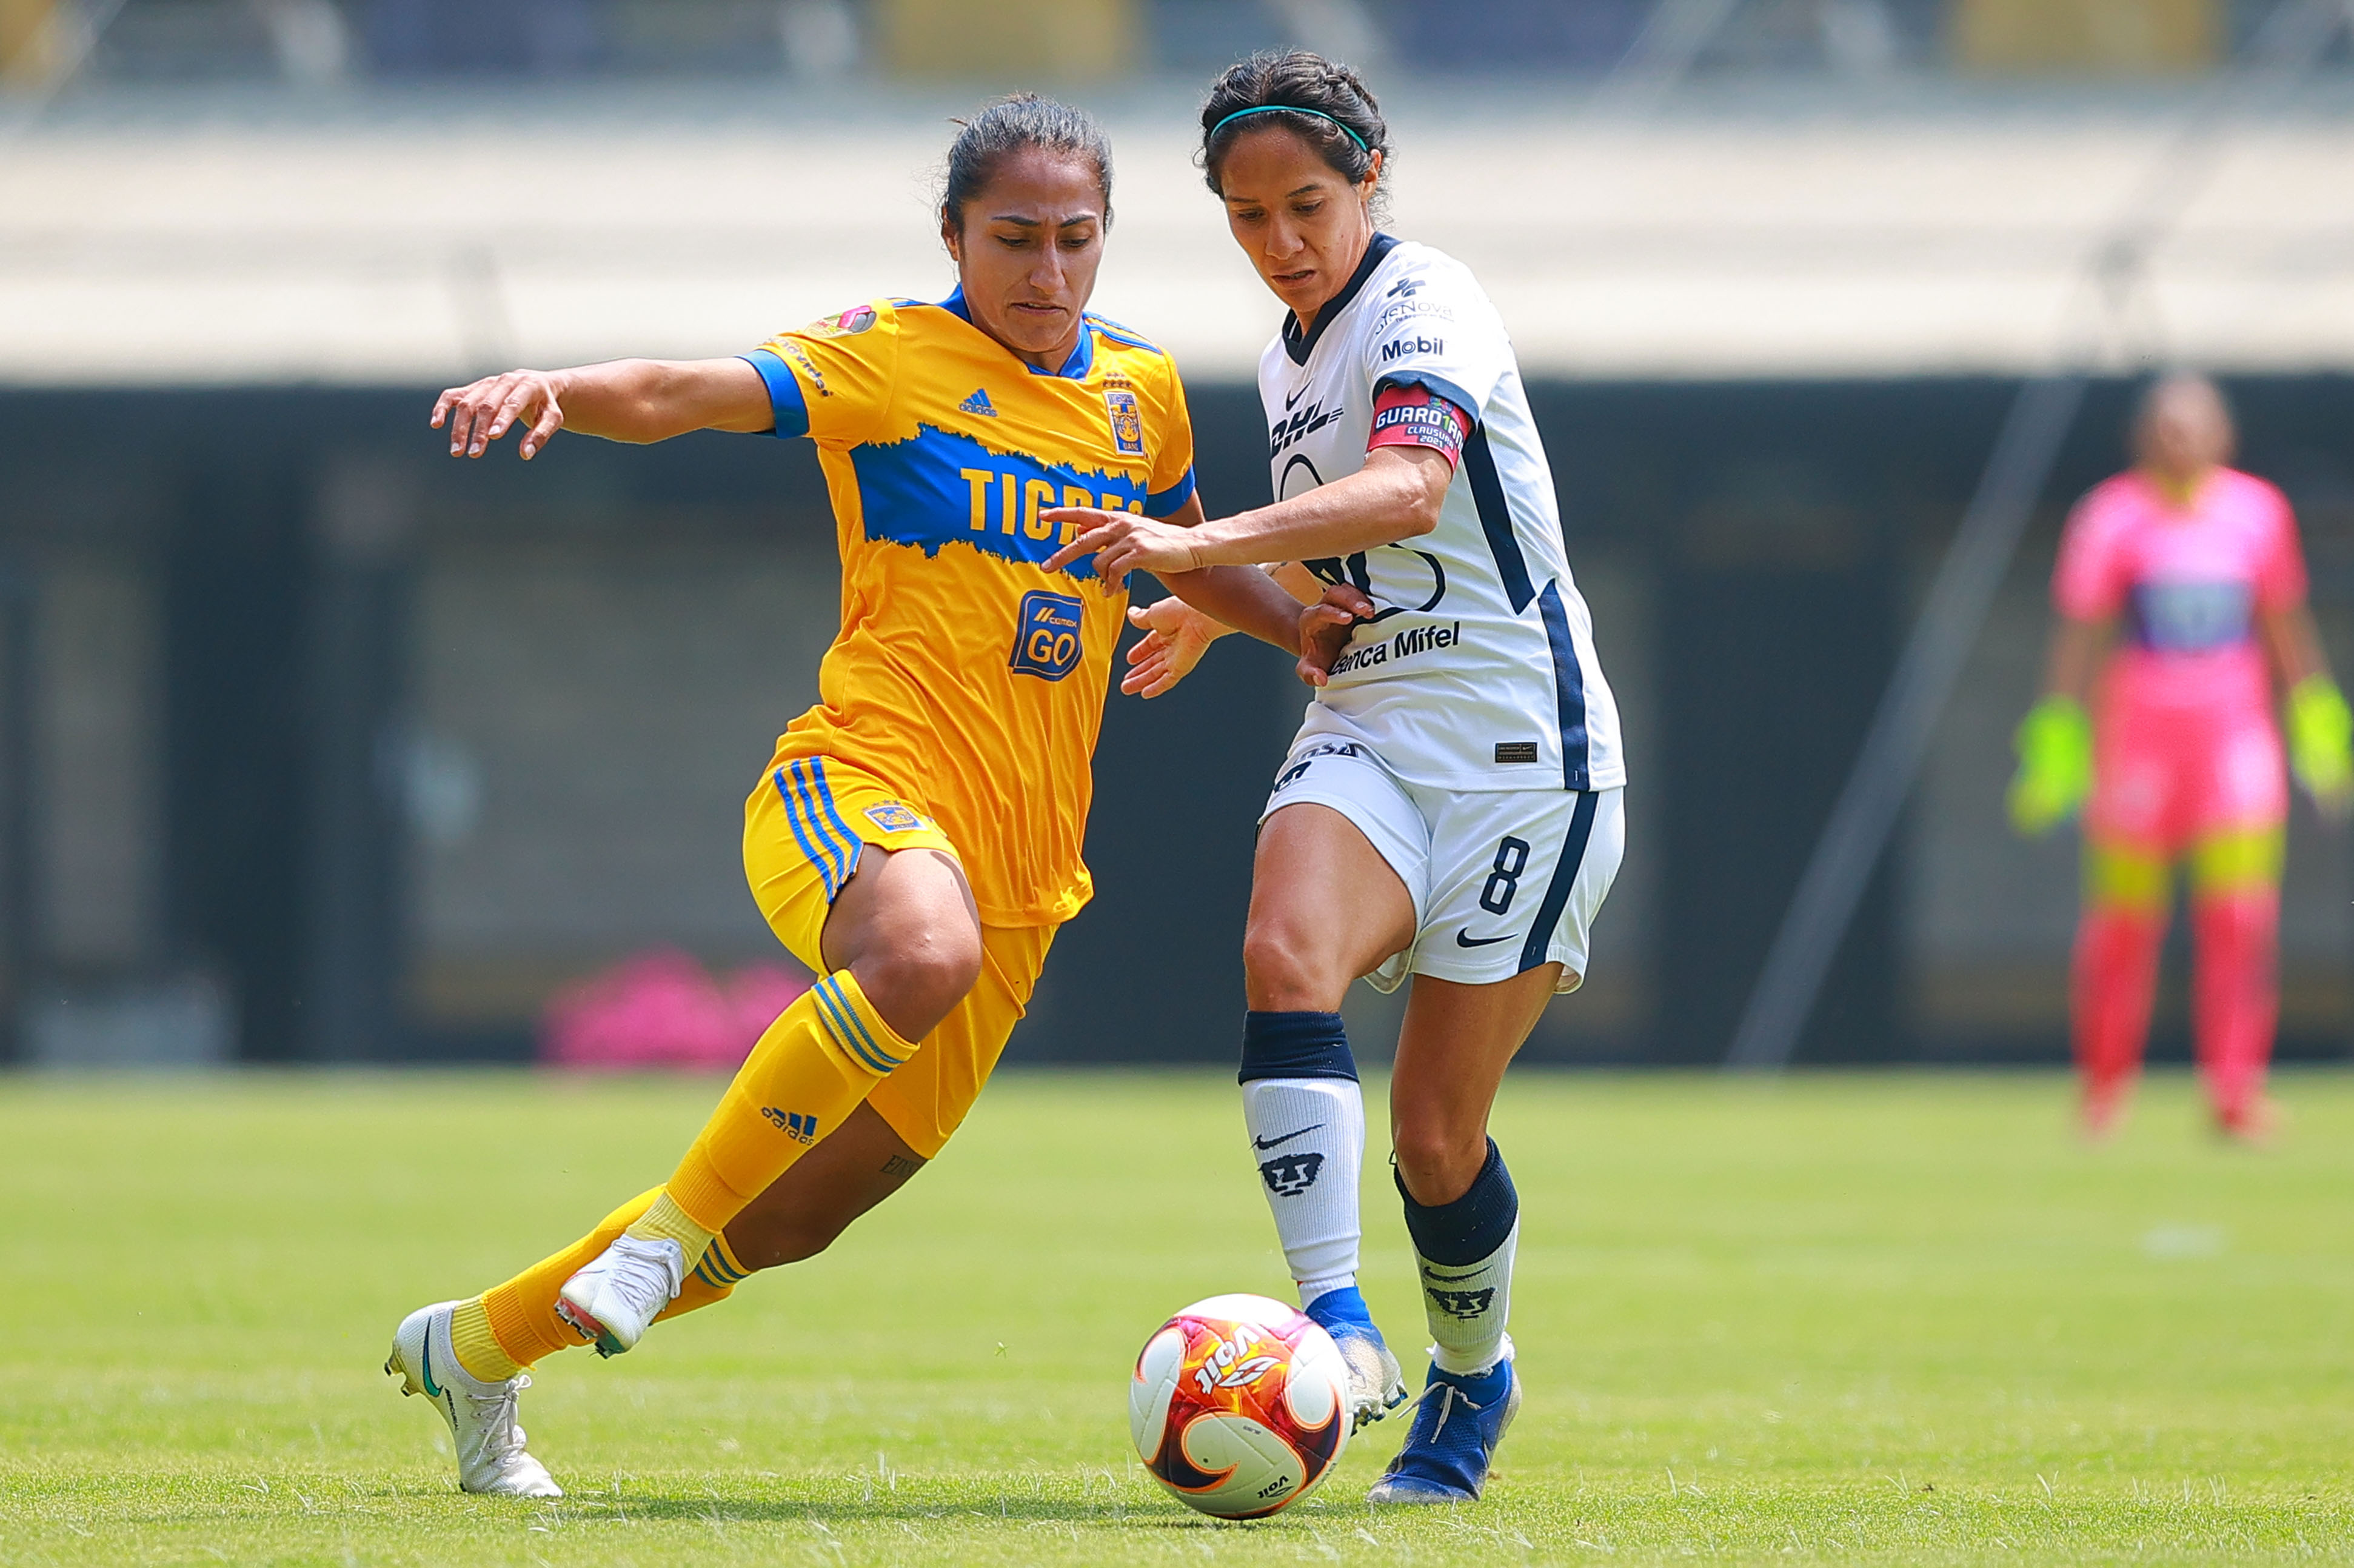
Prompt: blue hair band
<box><xmin>1209</xmin><ymin>104</ymin><xmax>1371</xmax><ymax>155</ymax></box>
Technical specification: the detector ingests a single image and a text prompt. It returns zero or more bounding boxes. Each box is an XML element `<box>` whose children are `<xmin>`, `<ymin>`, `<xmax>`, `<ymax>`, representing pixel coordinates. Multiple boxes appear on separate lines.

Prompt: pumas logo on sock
<box><xmin>1426</xmin><ymin>1286</ymin><xmax>1496</xmax><ymax>1319</ymax></box>
<box><xmin>1259</xmin><ymin>1150</ymin><xmax>1324</xmax><ymax>1196</ymax></box>
<box><xmin>761</xmin><ymin>1107</ymin><xmax>820</xmax><ymax>1144</ymax></box>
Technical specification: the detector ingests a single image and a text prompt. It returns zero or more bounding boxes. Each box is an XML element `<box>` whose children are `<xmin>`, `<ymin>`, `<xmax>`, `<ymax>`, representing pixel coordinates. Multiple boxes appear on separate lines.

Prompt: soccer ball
<box><xmin>1128</xmin><ymin>1292</ymin><xmax>1351</xmax><ymax>1518</ymax></box>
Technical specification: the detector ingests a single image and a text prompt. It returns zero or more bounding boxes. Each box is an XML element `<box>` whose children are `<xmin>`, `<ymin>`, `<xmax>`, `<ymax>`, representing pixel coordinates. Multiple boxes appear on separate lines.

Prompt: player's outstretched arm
<box><xmin>1043</xmin><ymin>445</ymin><xmax>1451</xmax><ymax>584</ymax></box>
<box><xmin>432</xmin><ymin>357</ymin><xmax>773</xmax><ymax>460</ymax></box>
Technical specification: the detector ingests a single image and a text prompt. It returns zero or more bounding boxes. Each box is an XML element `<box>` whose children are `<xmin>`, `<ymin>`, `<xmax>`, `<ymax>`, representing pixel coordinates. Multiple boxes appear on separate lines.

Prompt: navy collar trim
<box><xmin>1281</xmin><ymin>232</ymin><xmax>1399</xmax><ymax>366</ymax></box>
<box><xmin>939</xmin><ymin>288</ymin><xmax>1094</xmax><ymax>379</ymax></box>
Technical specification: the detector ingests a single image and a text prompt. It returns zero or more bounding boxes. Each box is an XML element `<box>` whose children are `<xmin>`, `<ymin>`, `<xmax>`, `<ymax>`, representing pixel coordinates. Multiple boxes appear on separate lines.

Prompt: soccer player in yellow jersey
<box><xmin>384</xmin><ymin>97</ymin><xmax>1317</xmax><ymax>1497</ymax></box>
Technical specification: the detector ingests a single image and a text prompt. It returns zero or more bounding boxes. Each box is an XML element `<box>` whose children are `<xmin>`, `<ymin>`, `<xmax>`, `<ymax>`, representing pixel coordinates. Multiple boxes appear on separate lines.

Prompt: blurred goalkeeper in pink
<box><xmin>2010</xmin><ymin>374</ymin><xmax>2353</xmax><ymax>1141</ymax></box>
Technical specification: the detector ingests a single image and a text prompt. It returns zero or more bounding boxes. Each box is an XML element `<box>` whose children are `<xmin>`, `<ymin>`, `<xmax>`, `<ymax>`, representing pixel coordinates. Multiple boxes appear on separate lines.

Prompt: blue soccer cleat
<box><xmin>1305</xmin><ymin>1287</ymin><xmax>1410</xmax><ymax>1432</ymax></box>
<box><xmin>1366</xmin><ymin>1358</ymin><xmax>1521</xmax><ymax>1504</ymax></box>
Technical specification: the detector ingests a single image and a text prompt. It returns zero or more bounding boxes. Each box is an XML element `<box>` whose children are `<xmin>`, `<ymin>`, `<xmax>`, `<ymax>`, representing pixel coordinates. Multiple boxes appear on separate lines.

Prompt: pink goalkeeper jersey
<box><xmin>2053</xmin><ymin>467</ymin><xmax>2306</xmax><ymax>721</ymax></box>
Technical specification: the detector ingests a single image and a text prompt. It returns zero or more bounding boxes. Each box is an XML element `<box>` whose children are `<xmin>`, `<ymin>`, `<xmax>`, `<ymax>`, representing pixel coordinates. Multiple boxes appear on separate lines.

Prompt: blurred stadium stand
<box><xmin>3</xmin><ymin>0</ymin><xmax>2353</xmax><ymax>1069</ymax></box>
<box><xmin>7</xmin><ymin>1</ymin><xmax>2348</xmax><ymax>84</ymax></box>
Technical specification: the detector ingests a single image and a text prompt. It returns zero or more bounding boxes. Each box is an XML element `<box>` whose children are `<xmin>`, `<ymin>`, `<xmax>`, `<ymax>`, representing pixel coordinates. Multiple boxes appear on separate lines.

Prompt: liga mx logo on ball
<box><xmin>1128</xmin><ymin>1293</ymin><xmax>1349</xmax><ymax>1518</ymax></box>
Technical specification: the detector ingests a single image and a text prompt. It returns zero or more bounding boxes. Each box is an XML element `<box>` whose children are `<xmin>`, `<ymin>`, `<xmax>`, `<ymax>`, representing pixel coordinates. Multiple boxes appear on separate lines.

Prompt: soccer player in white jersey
<box><xmin>1048</xmin><ymin>51</ymin><xmax>1625</xmax><ymax>1504</ymax></box>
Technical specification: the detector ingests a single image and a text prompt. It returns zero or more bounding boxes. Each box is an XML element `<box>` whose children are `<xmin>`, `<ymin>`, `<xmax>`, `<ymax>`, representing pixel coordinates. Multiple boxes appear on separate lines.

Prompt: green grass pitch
<box><xmin>4</xmin><ymin>1068</ymin><xmax>2352</xmax><ymax>1565</ymax></box>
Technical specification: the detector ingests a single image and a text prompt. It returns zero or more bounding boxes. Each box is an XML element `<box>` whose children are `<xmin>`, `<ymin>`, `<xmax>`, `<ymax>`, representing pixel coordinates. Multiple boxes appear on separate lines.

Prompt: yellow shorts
<box><xmin>743</xmin><ymin>754</ymin><xmax>1055</xmax><ymax>1159</ymax></box>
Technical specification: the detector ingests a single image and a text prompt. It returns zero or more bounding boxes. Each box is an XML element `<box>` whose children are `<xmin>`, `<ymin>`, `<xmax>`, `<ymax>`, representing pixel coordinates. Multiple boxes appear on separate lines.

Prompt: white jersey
<box><xmin>1259</xmin><ymin>235</ymin><xmax>1623</xmax><ymax>794</ymax></box>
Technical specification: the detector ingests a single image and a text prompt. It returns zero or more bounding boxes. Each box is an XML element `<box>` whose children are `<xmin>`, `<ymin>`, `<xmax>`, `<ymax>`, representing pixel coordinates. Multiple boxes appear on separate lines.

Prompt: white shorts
<box><xmin>1259</xmin><ymin>738</ymin><xmax>1625</xmax><ymax>995</ymax></box>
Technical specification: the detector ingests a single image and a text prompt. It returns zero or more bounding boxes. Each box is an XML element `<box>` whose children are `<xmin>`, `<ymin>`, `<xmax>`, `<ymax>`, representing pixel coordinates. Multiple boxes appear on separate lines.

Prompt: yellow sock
<box><xmin>660</xmin><ymin>971</ymin><xmax>915</xmax><ymax>1235</ymax></box>
<box><xmin>472</xmin><ymin>1188</ymin><xmax>758</xmax><ymax>1372</ymax></box>
<box><xmin>683</xmin><ymin>1230</ymin><xmax>755</xmax><ymax>1296</ymax></box>
<box><xmin>455</xmin><ymin>974</ymin><xmax>905</xmax><ymax>1378</ymax></box>
<box><xmin>448</xmin><ymin>1296</ymin><xmax>523</xmax><ymax>1382</ymax></box>
<box><xmin>478</xmin><ymin>1188</ymin><xmax>663</xmax><ymax>1371</ymax></box>
<box><xmin>622</xmin><ymin>1192</ymin><xmax>715</xmax><ymax>1263</ymax></box>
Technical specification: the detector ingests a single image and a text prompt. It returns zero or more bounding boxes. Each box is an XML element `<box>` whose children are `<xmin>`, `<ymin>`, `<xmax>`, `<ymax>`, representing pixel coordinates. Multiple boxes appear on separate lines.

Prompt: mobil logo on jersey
<box><xmin>849</xmin><ymin>422</ymin><xmax>1146</xmax><ymax>581</ymax></box>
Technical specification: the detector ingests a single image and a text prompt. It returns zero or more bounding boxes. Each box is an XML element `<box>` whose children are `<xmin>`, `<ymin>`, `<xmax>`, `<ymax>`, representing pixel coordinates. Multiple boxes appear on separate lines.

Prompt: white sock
<box><xmin>1241</xmin><ymin>1076</ymin><xmax>1364</xmax><ymax>1304</ymax></box>
<box><xmin>1420</xmin><ymin>1221</ymin><xmax>1516</xmax><ymax>1376</ymax></box>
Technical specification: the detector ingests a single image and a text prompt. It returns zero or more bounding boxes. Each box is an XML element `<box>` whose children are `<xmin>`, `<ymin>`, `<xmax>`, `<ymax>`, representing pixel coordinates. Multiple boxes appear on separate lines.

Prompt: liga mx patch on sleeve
<box><xmin>1105</xmin><ymin>389</ymin><xmax>1146</xmax><ymax>457</ymax></box>
<box><xmin>1009</xmin><ymin>589</ymin><xmax>1086</xmax><ymax>681</ymax></box>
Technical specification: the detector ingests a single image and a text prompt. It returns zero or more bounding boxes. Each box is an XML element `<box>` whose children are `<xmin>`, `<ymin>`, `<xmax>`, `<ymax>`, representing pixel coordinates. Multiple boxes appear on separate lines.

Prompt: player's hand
<box><xmin>2006</xmin><ymin>693</ymin><xmax>2092</xmax><ymax>836</ymax></box>
<box><xmin>1043</xmin><ymin>509</ymin><xmax>1202</xmax><ymax>592</ymax></box>
<box><xmin>432</xmin><ymin>369</ymin><xmax>567</xmax><ymax>460</ymax></box>
<box><xmin>2288</xmin><ymin>674</ymin><xmax>2354</xmax><ymax>823</ymax></box>
<box><xmin>1122</xmin><ymin>597</ymin><xmax>1226</xmax><ymax>698</ymax></box>
<box><xmin>1297</xmin><ymin>583</ymin><xmax>1376</xmax><ymax>689</ymax></box>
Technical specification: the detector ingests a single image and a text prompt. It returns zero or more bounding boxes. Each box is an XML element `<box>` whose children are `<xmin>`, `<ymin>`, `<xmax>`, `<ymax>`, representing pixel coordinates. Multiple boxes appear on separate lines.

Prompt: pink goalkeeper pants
<box><xmin>2074</xmin><ymin>695</ymin><xmax>2284</xmax><ymax>1122</ymax></box>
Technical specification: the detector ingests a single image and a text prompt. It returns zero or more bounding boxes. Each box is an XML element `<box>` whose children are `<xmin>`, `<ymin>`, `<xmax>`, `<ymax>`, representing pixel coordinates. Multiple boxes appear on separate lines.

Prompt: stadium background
<box><xmin>2</xmin><ymin>0</ymin><xmax>2352</xmax><ymax>1075</ymax></box>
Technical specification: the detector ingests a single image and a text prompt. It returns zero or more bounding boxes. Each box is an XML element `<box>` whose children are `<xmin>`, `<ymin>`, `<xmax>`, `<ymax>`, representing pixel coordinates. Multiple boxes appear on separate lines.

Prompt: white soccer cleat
<box><xmin>1329</xmin><ymin>1322</ymin><xmax>1411</xmax><ymax>1432</ymax></box>
<box><xmin>385</xmin><ymin>1301</ymin><xmax>563</xmax><ymax>1498</ymax></box>
<box><xmin>554</xmin><ymin>1235</ymin><xmax>684</xmax><ymax>1357</ymax></box>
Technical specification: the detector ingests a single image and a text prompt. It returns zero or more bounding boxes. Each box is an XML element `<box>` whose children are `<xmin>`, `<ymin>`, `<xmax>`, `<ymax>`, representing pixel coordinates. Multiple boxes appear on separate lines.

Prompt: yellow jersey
<box><xmin>743</xmin><ymin>293</ymin><xmax>1198</xmax><ymax>927</ymax></box>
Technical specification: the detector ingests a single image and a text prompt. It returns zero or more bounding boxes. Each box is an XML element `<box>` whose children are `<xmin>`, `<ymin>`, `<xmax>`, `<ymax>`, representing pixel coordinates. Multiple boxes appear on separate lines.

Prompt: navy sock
<box><xmin>1396</xmin><ymin>1139</ymin><xmax>1517</xmax><ymax>1264</ymax></box>
<box><xmin>1398</xmin><ymin>1139</ymin><xmax>1520</xmax><ymax>1376</ymax></box>
<box><xmin>1237</xmin><ymin>1010</ymin><xmax>1357</xmax><ymax>1084</ymax></box>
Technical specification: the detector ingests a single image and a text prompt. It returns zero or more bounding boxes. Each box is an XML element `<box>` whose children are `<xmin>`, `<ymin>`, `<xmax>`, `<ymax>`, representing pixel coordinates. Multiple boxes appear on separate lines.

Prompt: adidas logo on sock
<box><xmin>958</xmin><ymin>387</ymin><xmax>997</xmax><ymax>416</ymax></box>
<box><xmin>761</xmin><ymin>1107</ymin><xmax>820</xmax><ymax>1144</ymax></box>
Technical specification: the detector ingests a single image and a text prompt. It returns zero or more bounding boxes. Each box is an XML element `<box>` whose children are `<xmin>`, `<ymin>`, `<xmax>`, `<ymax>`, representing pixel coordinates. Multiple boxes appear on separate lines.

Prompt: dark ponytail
<box><xmin>940</xmin><ymin>93</ymin><xmax>1114</xmax><ymax>233</ymax></box>
<box><xmin>1199</xmin><ymin>50</ymin><xmax>1389</xmax><ymax>202</ymax></box>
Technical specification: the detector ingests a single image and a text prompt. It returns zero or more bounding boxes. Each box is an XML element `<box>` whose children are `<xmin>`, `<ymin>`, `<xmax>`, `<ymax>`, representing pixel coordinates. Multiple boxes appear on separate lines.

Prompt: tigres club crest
<box><xmin>863</xmin><ymin>801</ymin><xmax>931</xmax><ymax>834</ymax></box>
<box><xmin>1105</xmin><ymin>388</ymin><xmax>1146</xmax><ymax>457</ymax></box>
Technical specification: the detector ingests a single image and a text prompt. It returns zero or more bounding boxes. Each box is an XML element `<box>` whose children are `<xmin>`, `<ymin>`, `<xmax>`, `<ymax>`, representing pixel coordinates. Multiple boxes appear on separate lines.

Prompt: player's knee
<box><xmin>1391</xmin><ymin>1123</ymin><xmax>1486</xmax><ymax>1206</ymax></box>
<box><xmin>1242</xmin><ymin>917</ymin><xmax>1343</xmax><ymax>1010</ymax></box>
<box><xmin>857</xmin><ymin>920</ymin><xmax>982</xmax><ymax>1041</ymax></box>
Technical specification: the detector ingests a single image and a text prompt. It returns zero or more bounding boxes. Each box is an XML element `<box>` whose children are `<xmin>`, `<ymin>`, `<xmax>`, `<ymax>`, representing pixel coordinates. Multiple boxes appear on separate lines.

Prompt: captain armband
<box><xmin>1366</xmin><ymin>381</ymin><xmax>1472</xmax><ymax>470</ymax></box>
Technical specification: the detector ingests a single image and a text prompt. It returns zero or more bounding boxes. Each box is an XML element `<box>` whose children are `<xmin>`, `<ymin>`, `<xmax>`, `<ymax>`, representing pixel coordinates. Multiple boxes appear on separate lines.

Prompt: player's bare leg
<box><xmin>1389</xmin><ymin>967</ymin><xmax>1558</xmax><ymax>1208</ymax></box>
<box><xmin>1239</xmin><ymin>802</ymin><xmax>1417</xmax><ymax>1429</ymax></box>
<box><xmin>1246</xmin><ymin>804</ymin><xmax>1416</xmax><ymax>1012</ymax></box>
<box><xmin>557</xmin><ymin>845</ymin><xmax>978</xmax><ymax>1353</ymax></box>
<box><xmin>721</xmin><ymin>1102</ymin><xmax>927</xmax><ymax>1270</ymax></box>
<box><xmin>1365</xmin><ymin>966</ymin><xmax>1554</xmax><ymax>1504</ymax></box>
